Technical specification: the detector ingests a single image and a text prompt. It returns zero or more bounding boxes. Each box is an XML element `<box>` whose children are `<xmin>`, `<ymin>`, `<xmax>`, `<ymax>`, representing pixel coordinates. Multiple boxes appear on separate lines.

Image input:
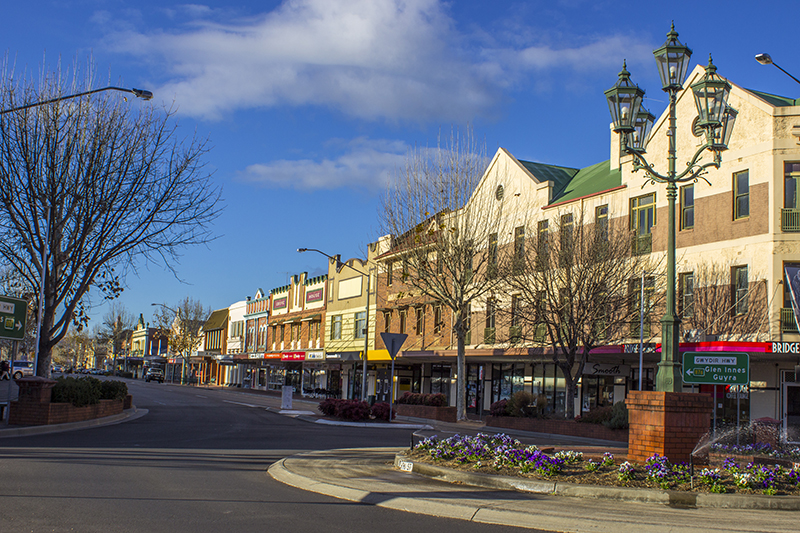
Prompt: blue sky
<box><xmin>4</xmin><ymin>0</ymin><xmax>798</xmax><ymax>329</ymax></box>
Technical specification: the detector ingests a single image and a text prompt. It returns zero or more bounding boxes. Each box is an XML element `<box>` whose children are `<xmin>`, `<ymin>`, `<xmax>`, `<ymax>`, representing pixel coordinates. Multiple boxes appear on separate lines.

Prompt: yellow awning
<box><xmin>368</xmin><ymin>349</ymin><xmax>392</xmax><ymax>361</ymax></box>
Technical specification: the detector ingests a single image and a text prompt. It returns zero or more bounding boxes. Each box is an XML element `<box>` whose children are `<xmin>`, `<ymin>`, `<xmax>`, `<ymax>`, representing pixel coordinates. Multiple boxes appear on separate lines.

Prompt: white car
<box><xmin>12</xmin><ymin>361</ymin><xmax>34</xmax><ymax>379</ymax></box>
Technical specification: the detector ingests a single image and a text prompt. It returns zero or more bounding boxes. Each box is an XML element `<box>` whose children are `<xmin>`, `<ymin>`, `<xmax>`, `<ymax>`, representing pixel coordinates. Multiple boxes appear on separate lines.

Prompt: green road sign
<box><xmin>0</xmin><ymin>295</ymin><xmax>27</xmax><ymax>341</ymax></box>
<box><xmin>682</xmin><ymin>352</ymin><xmax>749</xmax><ymax>385</ymax></box>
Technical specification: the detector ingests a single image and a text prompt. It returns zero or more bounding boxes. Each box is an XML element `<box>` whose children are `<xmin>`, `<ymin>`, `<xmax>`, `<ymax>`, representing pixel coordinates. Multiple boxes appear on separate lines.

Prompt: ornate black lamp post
<box><xmin>605</xmin><ymin>24</ymin><xmax>736</xmax><ymax>392</ymax></box>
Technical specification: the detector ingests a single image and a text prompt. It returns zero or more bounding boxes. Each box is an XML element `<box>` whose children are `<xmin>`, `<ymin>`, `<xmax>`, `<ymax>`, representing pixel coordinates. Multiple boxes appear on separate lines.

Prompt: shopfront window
<box><xmin>490</xmin><ymin>363</ymin><xmax>524</xmax><ymax>404</ymax></box>
<box><xmin>430</xmin><ymin>364</ymin><xmax>451</xmax><ymax>403</ymax></box>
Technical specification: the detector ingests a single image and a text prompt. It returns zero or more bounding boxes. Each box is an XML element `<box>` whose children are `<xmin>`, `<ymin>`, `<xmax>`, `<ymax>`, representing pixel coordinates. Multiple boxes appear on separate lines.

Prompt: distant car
<box><xmin>145</xmin><ymin>368</ymin><xmax>164</xmax><ymax>383</ymax></box>
<box><xmin>51</xmin><ymin>365</ymin><xmax>63</xmax><ymax>373</ymax></box>
<box><xmin>12</xmin><ymin>361</ymin><xmax>34</xmax><ymax>379</ymax></box>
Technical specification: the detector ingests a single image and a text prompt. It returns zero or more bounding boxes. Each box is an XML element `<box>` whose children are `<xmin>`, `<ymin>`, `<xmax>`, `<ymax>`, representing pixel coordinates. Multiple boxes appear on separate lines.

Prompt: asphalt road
<box><xmin>0</xmin><ymin>380</ymin><xmax>533</xmax><ymax>533</ymax></box>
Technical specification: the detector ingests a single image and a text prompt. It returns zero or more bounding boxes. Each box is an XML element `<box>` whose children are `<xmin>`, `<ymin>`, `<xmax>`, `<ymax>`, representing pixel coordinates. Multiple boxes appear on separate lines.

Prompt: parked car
<box><xmin>145</xmin><ymin>368</ymin><xmax>164</xmax><ymax>383</ymax></box>
<box><xmin>12</xmin><ymin>361</ymin><xmax>34</xmax><ymax>379</ymax></box>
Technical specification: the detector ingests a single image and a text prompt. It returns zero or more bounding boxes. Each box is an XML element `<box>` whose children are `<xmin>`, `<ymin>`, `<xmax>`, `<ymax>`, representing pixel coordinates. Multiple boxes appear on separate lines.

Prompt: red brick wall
<box><xmin>626</xmin><ymin>391</ymin><xmax>712</xmax><ymax>464</ymax></box>
<box><xmin>485</xmin><ymin>415</ymin><xmax>628</xmax><ymax>442</ymax></box>
<box><xmin>396</xmin><ymin>404</ymin><xmax>457</xmax><ymax>423</ymax></box>
<box><xmin>9</xmin><ymin>399</ymin><xmax>124</xmax><ymax>426</ymax></box>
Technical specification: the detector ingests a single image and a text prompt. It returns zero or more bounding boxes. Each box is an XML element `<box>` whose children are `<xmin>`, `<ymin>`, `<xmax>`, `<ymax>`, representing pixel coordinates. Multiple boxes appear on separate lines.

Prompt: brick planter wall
<box><xmin>9</xmin><ymin>376</ymin><xmax>131</xmax><ymax>426</ymax></box>
<box><xmin>10</xmin><ymin>399</ymin><xmax>124</xmax><ymax>426</ymax></box>
<box><xmin>396</xmin><ymin>404</ymin><xmax>457</xmax><ymax>423</ymax></box>
<box><xmin>626</xmin><ymin>391</ymin><xmax>712</xmax><ymax>464</ymax></box>
<box><xmin>485</xmin><ymin>416</ymin><xmax>628</xmax><ymax>442</ymax></box>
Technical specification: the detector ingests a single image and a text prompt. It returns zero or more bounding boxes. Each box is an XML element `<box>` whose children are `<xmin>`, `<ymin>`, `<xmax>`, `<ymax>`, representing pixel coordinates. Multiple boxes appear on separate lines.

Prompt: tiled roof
<box><xmin>549</xmin><ymin>160</ymin><xmax>622</xmax><ymax>205</ymax></box>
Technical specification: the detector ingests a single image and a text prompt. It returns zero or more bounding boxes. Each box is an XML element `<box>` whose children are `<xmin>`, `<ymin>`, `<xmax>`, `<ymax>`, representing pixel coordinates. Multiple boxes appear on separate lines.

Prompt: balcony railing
<box><xmin>632</xmin><ymin>233</ymin><xmax>652</xmax><ymax>256</ymax></box>
<box><xmin>484</xmin><ymin>327</ymin><xmax>496</xmax><ymax>344</ymax></box>
<box><xmin>782</xmin><ymin>208</ymin><xmax>800</xmax><ymax>232</ymax></box>
<box><xmin>782</xmin><ymin>308</ymin><xmax>799</xmax><ymax>333</ymax></box>
<box><xmin>509</xmin><ymin>325</ymin><xmax>522</xmax><ymax>344</ymax></box>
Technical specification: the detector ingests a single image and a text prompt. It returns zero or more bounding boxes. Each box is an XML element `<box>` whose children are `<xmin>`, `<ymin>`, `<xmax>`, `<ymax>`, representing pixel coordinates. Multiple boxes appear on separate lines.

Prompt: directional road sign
<box><xmin>0</xmin><ymin>295</ymin><xmax>27</xmax><ymax>341</ymax></box>
<box><xmin>682</xmin><ymin>352</ymin><xmax>749</xmax><ymax>385</ymax></box>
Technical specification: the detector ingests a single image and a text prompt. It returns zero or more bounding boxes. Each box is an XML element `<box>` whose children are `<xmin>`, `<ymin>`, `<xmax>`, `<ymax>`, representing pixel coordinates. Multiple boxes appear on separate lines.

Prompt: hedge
<box><xmin>51</xmin><ymin>376</ymin><xmax>129</xmax><ymax>407</ymax></box>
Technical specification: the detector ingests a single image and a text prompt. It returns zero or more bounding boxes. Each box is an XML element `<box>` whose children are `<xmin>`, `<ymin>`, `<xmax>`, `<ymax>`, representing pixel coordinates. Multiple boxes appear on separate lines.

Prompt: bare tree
<box><xmin>679</xmin><ymin>260</ymin><xmax>767</xmax><ymax>341</ymax></box>
<box><xmin>152</xmin><ymin>297</ymin><xmax>209</xmax><ymax>384</ymax></box>
<box><xmin>98</xmin><ymin>302</ymin><xmax>135</xmax><ymax>373</ymax></box>
<box><xmin>504</xmin><ymin>209</ymin><xmax>661</xmax><ymax>419</ymax></box>
<box><xmin>379</xmin><ymin>128</ymin><xmax>505</xmax><ymax>421</ymax></box>
<box><xmin>0</xmin><ymin>59</ymin><xmax>222</xmax><ymax>376</ymax></box>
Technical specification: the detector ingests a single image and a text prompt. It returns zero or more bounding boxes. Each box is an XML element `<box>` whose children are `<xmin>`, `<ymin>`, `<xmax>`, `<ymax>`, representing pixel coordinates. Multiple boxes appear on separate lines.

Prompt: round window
<box><xmin>495</xmin><ymin>184</ymin><xmax>504</xmax><ymax>200</ymax></box>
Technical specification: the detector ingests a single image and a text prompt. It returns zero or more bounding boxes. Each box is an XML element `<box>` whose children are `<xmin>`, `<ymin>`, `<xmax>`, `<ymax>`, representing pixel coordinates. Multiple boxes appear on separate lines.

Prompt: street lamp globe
<box><xmin>690</xmin><ymin>56</ymin><xmax>732</xmax><ymax>132</ymax></box>
<box><xmin>653</xmin><ymin>22</ymin><xmax>693</xmax><ymax>91</ymax></box>
<box><xmin>604</xmin><ymin>61</ymin><xmax>645</xmax><ymax>133</ymax></box>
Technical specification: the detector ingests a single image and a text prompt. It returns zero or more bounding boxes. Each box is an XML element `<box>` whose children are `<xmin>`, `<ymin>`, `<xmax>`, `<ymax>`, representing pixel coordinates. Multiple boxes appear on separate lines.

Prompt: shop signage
<box><xmin>306</xmin><ymin>351</ymin><xmax>324</xmax><ymax>360</ymax></box>
<box><xmin>282</xmin><ymin>352</ymin><xmax>305</xmax><ymax>361</ymax></box>
<box><xmin>273</xmin><ymin>297</ymin><xmax>287</xmax><ymax>310</ymax></box>
<box><xmin>584</xmin><ymin>363</ymin><xmax>630</xmax><ymax>376</ymax></box>
<box><xmin>0</xmin><ymin>295</ymin><xmax>27</xmax><ymax>341</ymax></box>
<box><xmin>306</xmin><ymin>289</ymin><xmax>323</xmax><ymax>303</ymax></box>
<box><xmin>249</xmin><ymin>353</ymin><xmax>282</xmax><ymax>360</ymax></box>
<box><xmin>326</xmin><ymin>351</ymin><xmax>361</xmax><ymax>361</ymax></box>
<box><xmin>623</xmin><ymin>343</ymin><xmax>656</xmax><ymax>354</ymax></box>
<box><xmin>771</xmin><ymin>342</ymin><xmax>800</xmax><ymax>354</ymax></box>
<box><xmin>682</xmin><ymin>352</ymin><xmax>749</xmax><ymax>385</ymax></box>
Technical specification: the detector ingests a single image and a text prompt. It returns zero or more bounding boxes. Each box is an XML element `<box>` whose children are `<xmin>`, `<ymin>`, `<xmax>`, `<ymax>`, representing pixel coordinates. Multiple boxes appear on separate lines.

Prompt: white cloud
<box><xmin>107</xmin><ymin>0</ymin><xmax>496</xmax><ymax>122</ymax></box>
<box><xmin>238</xmin><ymin>137</ymin><xmax>408</xmax><ymax>191</ymax></box>
<box><xmin>104</xmin><ymin>0</ymin><xmax>653</xmax><ymax>122</ymax></box>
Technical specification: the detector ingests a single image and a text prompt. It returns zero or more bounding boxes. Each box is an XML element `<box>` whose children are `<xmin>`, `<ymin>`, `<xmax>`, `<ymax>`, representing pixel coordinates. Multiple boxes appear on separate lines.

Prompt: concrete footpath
<box><xmin>269</xmin><ymin>447</ymin><xmax>800</xmax><ymax>532</ymax></box>
<box><xmin>3</xmin><ymin>381</ymin><xmax>800</xmax><ymax>531</ymax></box>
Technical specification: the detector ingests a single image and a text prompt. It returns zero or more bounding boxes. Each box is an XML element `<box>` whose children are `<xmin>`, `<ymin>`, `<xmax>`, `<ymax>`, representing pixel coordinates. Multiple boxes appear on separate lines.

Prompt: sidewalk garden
<box><xmin>407</xmin><ymin>433</ymin><xmax>800</xmax><ymax>496</ymax></box>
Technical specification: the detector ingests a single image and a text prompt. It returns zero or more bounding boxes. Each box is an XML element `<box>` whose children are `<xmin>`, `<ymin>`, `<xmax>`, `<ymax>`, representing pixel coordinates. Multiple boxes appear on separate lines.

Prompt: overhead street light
<box><xmin>605</xmin><ymin>23</ymin><xmax>735</xmax><ymax>392</ymax></box>
<box><xmin>299</xmin><ymin>247</ymin><xmax>371</xmax><ymax>402</ymax></box>
<box><xmin>754</xmin><ymin>53</ymin><xmax>800</xmax><ymax>87</ymax></box>
<box><xmin>2</xmin><ymin>84</ymin><xmax>154</xmax><ymax>378</ymax></box>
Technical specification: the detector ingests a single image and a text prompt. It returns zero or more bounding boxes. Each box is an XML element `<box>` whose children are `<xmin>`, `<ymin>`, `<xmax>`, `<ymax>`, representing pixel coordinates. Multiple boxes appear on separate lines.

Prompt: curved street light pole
<box><xmin>0</xmin><ymin>85</ymin><xmax>154</xmax><ymax>377</ymax></box>
<box><xmin>755</xmin><ymin>53</ymin><xmax>800</xmax><ymax>87</ymax></box>
<box><xmin>299</xmin><ymin>248</ymin><xmax>371</xmax><ymax>402</ymax></box>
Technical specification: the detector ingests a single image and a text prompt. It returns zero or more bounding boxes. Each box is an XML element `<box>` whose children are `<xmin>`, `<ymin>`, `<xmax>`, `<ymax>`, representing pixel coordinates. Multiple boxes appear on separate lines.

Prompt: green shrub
<box><xmin>396</xmin><ymin>392</ymin><xmax>447</xmax><ymax>407</ymax></box>
<box><xmin>51</xmin><ymin>377</ymin><xmax>128</xmax><ymax>407</ymax></box>
<box><xmin>506</xmin><ymin>391</ymin><xmax>533</xmax><ymax>417</ymax></box>
<box><xmin>51</xmin><ymin>376</ymin><xmax>102</xmax><ymax>407</ymax></box>
<box><xmin>604</xmin><ymin>401</ymin><xmax>629</xmax><ymax>429</ymax></box>
<box><xmin>100</xmin><ymin>380</ymin><xmax>128</xmax><ymax>401</ymax></box>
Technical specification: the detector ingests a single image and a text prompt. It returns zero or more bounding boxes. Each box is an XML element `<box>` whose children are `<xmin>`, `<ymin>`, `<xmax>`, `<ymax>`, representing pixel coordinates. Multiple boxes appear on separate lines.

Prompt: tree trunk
<box><xmin>456</xmin><ymin>331</ymin><xmax>466</xmax><ymax>421</ymax></box>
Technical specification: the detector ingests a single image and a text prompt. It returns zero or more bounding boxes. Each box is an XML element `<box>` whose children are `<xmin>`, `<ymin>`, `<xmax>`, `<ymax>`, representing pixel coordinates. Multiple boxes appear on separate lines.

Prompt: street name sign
<box><xmin>0</xmin><ymin>295</ymin><xmax>26</xmax><ymax>341</ymax></box>
<box><xmin>682</xmin><ymin>352</ymin><xmax>749</xmax><ymax>385</ymax></box>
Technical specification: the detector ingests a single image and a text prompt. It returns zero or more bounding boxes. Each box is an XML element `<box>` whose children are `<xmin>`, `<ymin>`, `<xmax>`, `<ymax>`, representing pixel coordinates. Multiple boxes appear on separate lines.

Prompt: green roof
<box><xmin>745</xmin><ymin>88</ymin><xmax>800</xmax><ymax>107</ymax></box>
<box><xmin>549</xmin><ymin>160</ymin><xmax>622</xmax><ymax>205</ymax></box>
<box><xmin>518</xmin><ymin>160</ymin><xmax>579</xmax><ymax>199</ymax></box>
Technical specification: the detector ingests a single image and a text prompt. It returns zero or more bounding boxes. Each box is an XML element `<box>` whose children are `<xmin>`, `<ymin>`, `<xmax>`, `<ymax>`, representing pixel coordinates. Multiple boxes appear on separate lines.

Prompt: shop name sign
<box><xmin>771</xmin><ymin>342</ymin><xmax>800</xmax><ymax>354</ymax></box>
<box><xmin>682</xmin><ymin>352</ymin><xmax>749</xmax><ymax>385</ymax></box>
<box><xmin>584</xmin><ymin>364</ymin><xmax>630</xmax><ymax>376</ymax></box>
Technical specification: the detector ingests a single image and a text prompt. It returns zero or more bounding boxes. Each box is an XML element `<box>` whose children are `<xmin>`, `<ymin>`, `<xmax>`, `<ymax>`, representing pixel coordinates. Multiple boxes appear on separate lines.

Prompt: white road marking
<box><xmin>195</xmin><ymin>395</ymin><xmax>207</xmax><ymax>398</ymax></box>
<box><xmin>222</xmin><ymin>400</ymin><xmax>259</xmax><ymax>408</ymax></box>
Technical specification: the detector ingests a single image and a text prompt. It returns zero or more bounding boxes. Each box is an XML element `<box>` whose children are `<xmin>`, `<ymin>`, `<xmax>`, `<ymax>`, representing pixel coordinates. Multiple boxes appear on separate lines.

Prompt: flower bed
<box><xmin>406</xmin><ymin>432</ymin><xmax>800</xmax><ymax>495</ymax></box>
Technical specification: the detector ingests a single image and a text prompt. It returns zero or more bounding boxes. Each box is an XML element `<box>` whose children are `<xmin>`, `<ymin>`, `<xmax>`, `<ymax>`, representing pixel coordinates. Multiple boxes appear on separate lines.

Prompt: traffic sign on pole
<box><xmin>682</xmin><ymin>352</ymin><xmax>749</xmax><ymax>385</ymax></box>
<box><xmin>0</xmin><ymin>295</ymin><xmax>27</xmax><ymax>341</ymax></box>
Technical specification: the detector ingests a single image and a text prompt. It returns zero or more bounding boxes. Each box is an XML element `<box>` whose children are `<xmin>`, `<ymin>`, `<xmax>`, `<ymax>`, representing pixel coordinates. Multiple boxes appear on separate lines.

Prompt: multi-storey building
<box><xmin>374</xmin><ymin>64</ymin><xmax>800</xmax><ymax>434</ymax></box>
<box><xmin>266</xmin><ymin>272</ymin><xmax>327</xmax><ymax>394</ymax></box>
<box><xmin>242</xmin><ymin>288</ymin><xmax>270</xmax><ymax>389</ymax></box>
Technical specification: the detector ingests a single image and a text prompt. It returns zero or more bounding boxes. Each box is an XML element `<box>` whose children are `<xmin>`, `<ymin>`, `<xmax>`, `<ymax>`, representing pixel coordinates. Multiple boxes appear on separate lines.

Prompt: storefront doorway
<box><xmin>784</xmin><ymin>382</ymin><xmax>800</xmax><ymax>444</ymax></box>
<box><xmin>466</xmin><ymin>364</ymin><xmax>484</xmax><ymax>415</ymax></box>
